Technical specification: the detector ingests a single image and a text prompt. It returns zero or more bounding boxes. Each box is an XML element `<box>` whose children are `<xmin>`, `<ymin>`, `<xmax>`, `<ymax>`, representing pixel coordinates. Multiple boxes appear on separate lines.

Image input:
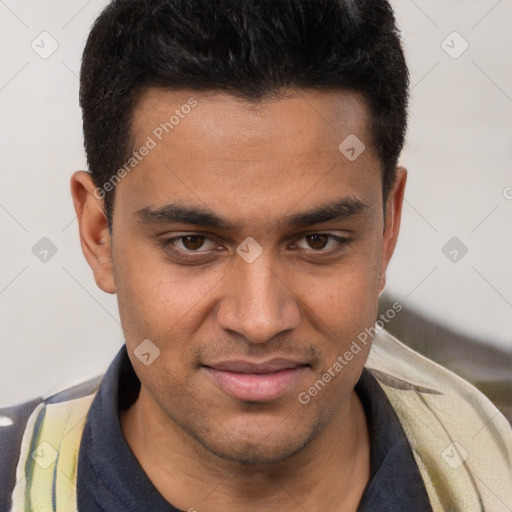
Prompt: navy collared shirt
<box><xmin>77</xmin><ymin>345</ymin><xmax>433</xmax><ymax>511</ymax></box>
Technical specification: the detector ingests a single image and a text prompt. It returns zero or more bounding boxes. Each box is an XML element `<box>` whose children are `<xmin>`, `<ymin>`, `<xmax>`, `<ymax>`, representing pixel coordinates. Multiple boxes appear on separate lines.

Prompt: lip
<box><xmin>203</xmin><ymin>359</ymin><xmax>310</xmax><ymax>402</ymax></box>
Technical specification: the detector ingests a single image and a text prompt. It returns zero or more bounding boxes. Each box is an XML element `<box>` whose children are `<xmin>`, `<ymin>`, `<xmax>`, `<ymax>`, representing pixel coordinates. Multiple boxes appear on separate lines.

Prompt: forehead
<box><xmin>117</xmin><ymin>87</ymin><xmax>382</xmax><ymax>228</ymax></box>
<box><xmin>131</xmin><ymin>87</ymin><xmax>372</xmax><ymax>156</ymax></box>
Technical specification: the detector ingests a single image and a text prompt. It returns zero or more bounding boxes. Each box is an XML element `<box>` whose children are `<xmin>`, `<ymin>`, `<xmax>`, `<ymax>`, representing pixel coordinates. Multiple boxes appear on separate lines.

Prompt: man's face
<box><xmin>89</xmin><ymin>88</ymin><xmax>403</xmax><ymax>463</ymax></box>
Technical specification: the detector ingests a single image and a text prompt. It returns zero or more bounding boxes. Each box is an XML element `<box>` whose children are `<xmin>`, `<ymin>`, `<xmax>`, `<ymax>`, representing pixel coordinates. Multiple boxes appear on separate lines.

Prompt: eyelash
<box><xmin>158</xmin><ymin>233</ymin><xmax>349</xmax><ymax>260</ymax></box>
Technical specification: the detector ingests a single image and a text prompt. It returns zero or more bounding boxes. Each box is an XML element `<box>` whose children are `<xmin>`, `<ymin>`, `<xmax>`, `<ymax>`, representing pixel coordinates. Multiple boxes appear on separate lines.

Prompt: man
<box><xmin>1</xmin><ymin>0</ymin><xmax>511</xmax><ymax>510</ymax></box>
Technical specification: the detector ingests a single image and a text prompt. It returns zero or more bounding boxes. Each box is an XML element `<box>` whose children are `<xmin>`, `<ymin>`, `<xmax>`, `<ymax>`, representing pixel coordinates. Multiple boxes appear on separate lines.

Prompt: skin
<box><xmin>71</xmin><ymin>87</ymin><xmax>406</xmax><ymax>512</ymax></box>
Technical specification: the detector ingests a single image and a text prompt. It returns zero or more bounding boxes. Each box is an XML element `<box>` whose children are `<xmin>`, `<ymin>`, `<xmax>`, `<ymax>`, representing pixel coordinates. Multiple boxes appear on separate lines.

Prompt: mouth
<box><xmin>202</xmin><ymin>359</ymin><xmax>311</xmax><ymax>402</ymax></box>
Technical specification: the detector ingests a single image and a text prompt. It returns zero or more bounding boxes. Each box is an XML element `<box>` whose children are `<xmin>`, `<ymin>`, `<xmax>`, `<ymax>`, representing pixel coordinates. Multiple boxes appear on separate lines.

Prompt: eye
<box><xmin>161</xmin><ymin>234</ymin><xmax>219</xmax><ymax>253</ymax></box>
<box><xmin>295</xmin><ymin>233</ymin><xmax>348</xmax><ymax>252</ymax></box>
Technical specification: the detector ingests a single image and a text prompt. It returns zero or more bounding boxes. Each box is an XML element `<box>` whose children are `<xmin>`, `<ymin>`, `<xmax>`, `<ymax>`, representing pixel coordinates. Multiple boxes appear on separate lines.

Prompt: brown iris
<box><xmin>305</xmin><ymin>234</ymin><xmax>329</xmax><ymax>250</ymax></box>
<box><xmin>181</xmin><ymin>235</ymin><xmax>206</xmax><ymax>250</ymax></box>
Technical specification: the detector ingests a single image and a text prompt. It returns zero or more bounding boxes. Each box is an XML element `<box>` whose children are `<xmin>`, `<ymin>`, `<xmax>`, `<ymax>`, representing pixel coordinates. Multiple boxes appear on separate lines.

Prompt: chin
<box><xmin>192</xmin><ymin>417</ymin><xmax>324</xmax><ymax>466</ymax></box>
<box><xmin>206</xmin><ymin>439</ymin><xmax>306</xmax><ymax>465</ymax></box>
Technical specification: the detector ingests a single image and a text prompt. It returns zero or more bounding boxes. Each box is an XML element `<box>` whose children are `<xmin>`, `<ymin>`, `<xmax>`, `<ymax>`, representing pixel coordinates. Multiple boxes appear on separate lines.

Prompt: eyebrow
<box><xmin>135</xmin><ymin>202</ymin><xmax>236</xmax><ymax>230</ymax></box>
<box><xmin>284</xmin><ymin>196</ymin><xmax>367</xmax><ymax>228</ymax></box>
<box><xmin>135</xmin><ymin>196</ymin><xmax>367</xmax><ymax>230</ymax></box>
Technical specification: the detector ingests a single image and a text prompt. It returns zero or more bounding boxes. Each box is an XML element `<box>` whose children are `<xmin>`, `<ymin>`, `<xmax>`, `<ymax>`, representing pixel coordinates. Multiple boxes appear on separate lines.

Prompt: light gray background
<box><xmin>1</xmin><ymin>0</ymin><xmax>511</xmax><ymax>406</ymax></box>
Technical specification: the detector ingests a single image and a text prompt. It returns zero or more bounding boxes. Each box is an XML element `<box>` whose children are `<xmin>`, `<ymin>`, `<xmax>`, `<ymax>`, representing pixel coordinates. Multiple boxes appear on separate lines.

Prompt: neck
<box><xmin>120</xmin><ymin>388</ymin><xmax>370</xmax><ymax>512</ymax></box>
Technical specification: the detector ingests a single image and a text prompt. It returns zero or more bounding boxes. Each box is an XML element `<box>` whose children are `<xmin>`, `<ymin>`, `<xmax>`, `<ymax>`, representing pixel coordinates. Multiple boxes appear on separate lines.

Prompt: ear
<box><xmin>378</xmin><ymin>167</ymin><xmax>407</xmax><ymax>294</ymax></box>
<box><xmin>70</xmin><ymin>171</ymin><xmax>116</xmax><ymax>294</ymax></box>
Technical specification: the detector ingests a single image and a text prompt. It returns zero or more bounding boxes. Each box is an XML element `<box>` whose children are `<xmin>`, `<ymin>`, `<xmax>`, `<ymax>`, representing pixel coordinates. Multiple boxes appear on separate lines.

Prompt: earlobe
<box><xmin>70</xmin><ymin>171</ymin><xmax>116</xmax><ymax>294</ymax></box>
<box><xmin>378</xmin><ymin>167</ymin><xmax>407</xmax><ymax>294</ymax></box>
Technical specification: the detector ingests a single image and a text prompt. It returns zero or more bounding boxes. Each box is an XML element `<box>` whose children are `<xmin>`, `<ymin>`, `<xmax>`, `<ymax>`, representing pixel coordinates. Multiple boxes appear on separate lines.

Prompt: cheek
<box><xmin>113</xmin><ymin>242</ymin><xmax>223</xmax><ymax>347</ymax></box>
<box><xmin>298</xmin><ymin>257</ymin><xmax>381</xmax><ymax>325</ymax></box>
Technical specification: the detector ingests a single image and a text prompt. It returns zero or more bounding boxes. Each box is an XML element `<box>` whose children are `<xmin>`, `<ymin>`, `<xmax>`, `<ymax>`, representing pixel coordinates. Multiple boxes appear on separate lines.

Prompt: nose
<box><xmin>216</xmin><ymin>251</ymin><xmax>300</xmax><ymax>344</ymax></box>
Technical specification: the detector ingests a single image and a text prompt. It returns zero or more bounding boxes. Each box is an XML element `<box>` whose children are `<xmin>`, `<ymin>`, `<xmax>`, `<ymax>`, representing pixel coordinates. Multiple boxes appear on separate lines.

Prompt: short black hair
<box><xmin>80</xmin><ymin>0</ymin><xmax>409</xmax><ymax>227</ymax></box>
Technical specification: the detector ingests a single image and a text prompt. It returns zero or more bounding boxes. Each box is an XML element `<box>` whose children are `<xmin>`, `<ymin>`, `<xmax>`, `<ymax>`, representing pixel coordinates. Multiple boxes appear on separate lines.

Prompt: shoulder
<box><xmin>367</xmin><ymin>328</ymin><xmax>510</xmax><ymax>424</ymax></box>
<box><xmin>0</xmin><ymin>375</ymin><xmax>103</xmax><ymax>511</ymax></box>
<box><xmin>366</xmin><ymin>329</ymin><xmax>512</xmax><ymax>510</ymax></box>
<box><xmin>367</xmin><ymin>328</ymin><xmax>512</xmax><ymax>439</ymax></box>
<box><xmin>0</xmin><ymin>396</ymin><xmax>43</xmax><ymax>511</ymax></box>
